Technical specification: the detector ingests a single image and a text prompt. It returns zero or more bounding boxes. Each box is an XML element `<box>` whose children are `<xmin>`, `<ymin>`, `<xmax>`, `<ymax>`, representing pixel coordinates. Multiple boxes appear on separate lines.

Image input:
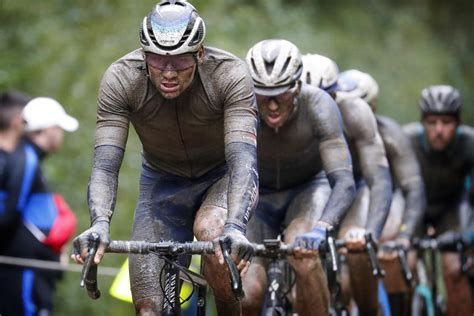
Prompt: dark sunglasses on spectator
<box><xmin>145</xmin><ymin>52</ymin><xmax>197</xmax><ymax>71</ymax></box>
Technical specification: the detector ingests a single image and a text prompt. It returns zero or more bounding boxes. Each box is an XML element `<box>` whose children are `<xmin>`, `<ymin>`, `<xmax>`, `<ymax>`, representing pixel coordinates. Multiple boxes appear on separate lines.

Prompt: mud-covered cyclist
<box><xmin>72</xmin><ymin>1</ymin><xmax>258</xmax><ymax>315</ymax></box>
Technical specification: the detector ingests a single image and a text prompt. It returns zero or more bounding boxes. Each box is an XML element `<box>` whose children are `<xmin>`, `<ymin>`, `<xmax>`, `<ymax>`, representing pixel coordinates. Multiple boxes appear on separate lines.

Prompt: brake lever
<box><xmin>365</xmin><ymin>232</ymin><xmax>385</xmax><ymax>278</ymax></box>
<box><xmin>219</xmin><ymin>236</ymin><xmax>244</xmax><ymax>299</ymax></box>
<box><xmin>397</xmin><ymin>247</ymin><xmax>413</xmax><ymax>285</ymax></box>
<box><xmin>80</xmin><ymin>232</ymin><xmax>101</xmax><ymax>299</ymax></box>
<box><xmin>326</xmin><ymin>228</ymin><xmax>338</xmax><ymax>272</ymax></box>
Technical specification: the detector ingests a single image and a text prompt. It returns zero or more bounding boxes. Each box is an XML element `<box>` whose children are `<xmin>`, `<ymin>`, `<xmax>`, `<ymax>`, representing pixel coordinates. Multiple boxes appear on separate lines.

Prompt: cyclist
<box><xmin>242</xmin><ymin>40</ymin><xmax>355</xmax><ymax>316</ymax></box>
<box><xmin>403</xmin><ymin>85</ymin><xmax>474</xmax><ymax>315</ymax></box>
<box><xmin>302</xmin><ymin>54</ymin><xmax>392</xmax><ymax>315</ymax></box>
<box><xmin>338</xmin><ymin>69</ymin><xmax>426</xmax><ymax>315</ymax></box>
<box><xmin>72</xmin><ymin>1</ymin><xmax>258</xmax><ymax>315</ymax></box>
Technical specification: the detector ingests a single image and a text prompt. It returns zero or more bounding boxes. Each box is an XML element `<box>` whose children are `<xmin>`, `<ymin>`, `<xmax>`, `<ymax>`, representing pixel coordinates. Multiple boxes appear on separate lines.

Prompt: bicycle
<box><xmin>332</xmin><ymin>232</ymin><xmax>385</xmax><ymax>316</ymax></box>
<box><xmin>411</xmin><ymin>233</ymin><xmax>470</xmax><ymax>316</ymax></box>
<box><xmin>379</xmin><ymin>240</ymin><xmax>415</xmax><ymax>316</ymax></box>
<box><xmin>251</xmin><ymin>229</ymin><xmax>342</xmax><ymax>316</ymax></box>
<box><xmin>79</xmin><ymin>233</ymin><xmax>242</xmax><ymax>316</ymax></box>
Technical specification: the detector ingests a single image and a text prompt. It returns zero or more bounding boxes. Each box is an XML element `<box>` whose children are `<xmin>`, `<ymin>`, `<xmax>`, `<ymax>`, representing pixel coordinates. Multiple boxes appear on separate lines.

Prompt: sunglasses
<box><xmin>145</xmin><ymin>53</ymin><xmax>197</xmax><ymax>71</ymax></box>
<box><xmin>256</xmin><ymin>86</ymin><xmax>298</xmax><ymax>104</ymax></box>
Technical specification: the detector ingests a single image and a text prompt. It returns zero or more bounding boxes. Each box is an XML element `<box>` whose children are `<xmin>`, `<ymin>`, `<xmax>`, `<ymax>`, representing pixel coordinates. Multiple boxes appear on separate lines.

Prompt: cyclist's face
<box><xmin>256</xmin><ymin>85</ymin><xmax>299</xmax><ymax>129</ymax></box>
<box><xmin>146</xmin><ymin>48</ymin><xmax>204</xmax><ymax>100</ymax></box>
<box><xmin>422</xmin><ymin>114</ymin><xmax>459</xmax><ymax>151</ymax></box>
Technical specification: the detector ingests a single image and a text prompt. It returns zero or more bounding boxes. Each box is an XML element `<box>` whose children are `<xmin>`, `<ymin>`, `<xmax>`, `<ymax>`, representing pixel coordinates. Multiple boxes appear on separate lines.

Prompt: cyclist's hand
<box><xmin>293</xmin><ymin>225</ymin><xmax>326</xmax><ymax>258</ymax></box>
<box><xmin>71</xmin><ymin>221</ymin><xmax>110</xmax><ymax>265</ymax></box>
<box><xmin>379</xmin><ymin>237</ymin><xmax>410</xmax><ymax>261</ymax></box>
<box><xmin>344</xmin><ymin>227</ymin><xmax>367</xmax><ymax>251</ymax></box>
<box><xmin>216</xmin><ymin>228</ymin><xmax>253</xmax><ymax>276</ymax></box>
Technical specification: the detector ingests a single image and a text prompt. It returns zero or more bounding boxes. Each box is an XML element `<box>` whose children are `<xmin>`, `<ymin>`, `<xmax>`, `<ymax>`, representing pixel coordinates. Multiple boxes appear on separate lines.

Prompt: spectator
<box><xmin>0</xmin><ymin>96</ymin><xmax>78</xmax><ymax>316</ymax></box>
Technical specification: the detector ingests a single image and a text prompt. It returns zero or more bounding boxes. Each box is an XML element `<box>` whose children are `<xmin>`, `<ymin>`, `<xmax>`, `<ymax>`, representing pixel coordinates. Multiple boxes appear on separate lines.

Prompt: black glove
<box><xmin>73</xmin><ymin>221</ymin><xmax>110</xmax><ymax>264</ymax></box>
<box><xmin>222</xmin><ymin>226</ymin><xmax>253</xmax><ymax>262</ymax></box>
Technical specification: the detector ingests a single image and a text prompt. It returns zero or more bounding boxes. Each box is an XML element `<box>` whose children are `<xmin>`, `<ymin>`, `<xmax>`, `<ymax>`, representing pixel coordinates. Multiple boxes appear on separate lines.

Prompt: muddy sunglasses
<box><xmin>256</xmin><ymin>85</ymin><xmax>298</xmax><ymax>104</ymax></box>
<box><xmin>145</xmin><ymin>52</ymin><xmax>197</xmax><ymax>71</ymax></box>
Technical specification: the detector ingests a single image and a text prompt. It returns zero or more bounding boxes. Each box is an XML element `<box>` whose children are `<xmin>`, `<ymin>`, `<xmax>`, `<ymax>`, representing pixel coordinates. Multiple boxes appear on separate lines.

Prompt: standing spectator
<box><xmin>0</xmin><ymin>96</ymin><xmax>78</xmax><ymax>316</ymax></box>
<box><xmin>0</xmin><ymin>91</ymin><xmax>31</xmax><ymax>251</ymax></box>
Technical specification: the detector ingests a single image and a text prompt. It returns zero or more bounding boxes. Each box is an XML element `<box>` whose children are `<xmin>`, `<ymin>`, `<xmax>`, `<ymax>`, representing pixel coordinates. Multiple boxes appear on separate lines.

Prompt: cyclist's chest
<box><xmin>258</xmin><ymin>119</ymin><xmax>318</xmax><ymax>162</ymax></box>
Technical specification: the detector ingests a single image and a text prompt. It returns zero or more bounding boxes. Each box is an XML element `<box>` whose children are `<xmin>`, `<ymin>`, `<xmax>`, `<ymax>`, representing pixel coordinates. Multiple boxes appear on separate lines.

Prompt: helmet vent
<box><xmin>279</xmin><ymin>57</ymin><xmax>291</xmax><ymax>77</ymax></box>
<box><xmin>305</xmin><ymin>72</ymin><xmax>311</xmax><ymax>84</ymax></box>
<box><xmin>139</xmin><ymin>24</ymin><xmax>149</xmax><ymax>46</ymax></box>
<box><xmin>189</xmin><ymin>21</ymin><xmax>204</xmax><ymax>46</ymax></box>
<box><xmin>264</xmin><ymin>61</ymin><xmax>274</xmax><ymax>76</ymax></box>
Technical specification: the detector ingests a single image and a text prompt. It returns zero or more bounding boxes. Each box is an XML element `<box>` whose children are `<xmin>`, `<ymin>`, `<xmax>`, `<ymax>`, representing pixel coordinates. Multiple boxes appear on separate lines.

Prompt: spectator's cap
<box><xmin>23</xmin><ymin>97</ymin><xmax>79</xmax><ymax>132</ymax></box>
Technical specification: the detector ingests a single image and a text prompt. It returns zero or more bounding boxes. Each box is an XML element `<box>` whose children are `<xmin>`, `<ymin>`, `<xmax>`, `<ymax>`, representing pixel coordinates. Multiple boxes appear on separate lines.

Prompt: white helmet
<box><xmin>301</xmin><ymin>54</ymin><xmax>339</xmax><ymax>91</ymax></box>
<box><xmin>337</xmin><ymin>69</ymin><xmax>379</xmax><ymax>107</ymax></box>
<box><xmin>139</xmin><ymin>1</ymin><xmax>206</xmax><ymax>55</ymax></box>
<box><xmin>246</xmin><ymin>39</ymin><xmax>303</xmax><ymax>96</ymax></box>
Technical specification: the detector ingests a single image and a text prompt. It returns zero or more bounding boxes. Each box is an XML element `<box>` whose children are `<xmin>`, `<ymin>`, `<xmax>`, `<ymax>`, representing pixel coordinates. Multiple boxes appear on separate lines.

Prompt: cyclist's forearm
<box><xmin>400</xmin><ymin>180</ymin><xmax>426</xmax><ymax>237</ymax></box>
<box><xmin>365</xmin><ymin>166</ymin><xmax>393</xmax><ymax>239</ymax></box>
<box><xmin>88</xmin><ymin>145</ymin><xmax>124</xmax><ymax>224</ymax></box>
<box><xmin>319</xmin><ymin>169</ymin><xmax>355</xmax><ymax>226</ymax></box>
<box><xmin>225</xmin><ymin>141</ymin><xmax>259</xmax><ymax>234</ymax></box>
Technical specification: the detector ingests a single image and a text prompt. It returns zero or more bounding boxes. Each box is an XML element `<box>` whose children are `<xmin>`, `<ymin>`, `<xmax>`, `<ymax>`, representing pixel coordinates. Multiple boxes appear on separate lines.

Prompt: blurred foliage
<box><xmin>0</xmin><ymin>0</ymin><xmax>472</xmax><ymax>315</ymax></box>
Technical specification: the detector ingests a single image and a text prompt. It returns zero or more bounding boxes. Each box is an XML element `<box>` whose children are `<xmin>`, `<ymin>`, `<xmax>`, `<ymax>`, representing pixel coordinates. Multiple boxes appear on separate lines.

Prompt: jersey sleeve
<box><xmin>94</xmin><ymin>63</ymin><xmax>132</xmax><ymax>150</ymax></box>
<box><xmin>221</xmin><ymin>60</ymin><xmax>259</xmax><ymax>233</ymax></box>
<box><xmin>309</xmin><ymin>91</ymin><xmax>355</xmax><ymax>226</ymax></box>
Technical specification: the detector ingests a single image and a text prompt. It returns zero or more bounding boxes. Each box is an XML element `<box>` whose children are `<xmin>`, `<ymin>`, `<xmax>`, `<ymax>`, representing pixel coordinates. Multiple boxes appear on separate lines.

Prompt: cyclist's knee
<box><xmin>288</xmin><ymin>256</ymin><xmax>320</xmax><ymax>275</ymax></box>
<box><xmin>193</xmin><ymin>207</ymin><xmax>225</xmax><ymax>241</ymax></box>
<box><xmin>242</xmin><ymin>280</ymin><xmax>265</xmax><ymax>308</ymax></box>
<box><xmin>134</xmin><ymin>297</ymin><xmax>160</xmax><ymax>316</ymax></box>
<box><xmin>443</xmin><ymin>253</ymin><xmax>463</xmax><ymax>281</ymax></box>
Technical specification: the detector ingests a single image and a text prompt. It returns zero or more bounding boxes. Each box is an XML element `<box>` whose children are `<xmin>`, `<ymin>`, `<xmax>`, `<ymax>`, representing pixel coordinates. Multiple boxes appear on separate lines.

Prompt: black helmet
<box><xmin>419</xmin><ymin>85</ymin><xmax>462</xmax><ymax>116</ymax></box>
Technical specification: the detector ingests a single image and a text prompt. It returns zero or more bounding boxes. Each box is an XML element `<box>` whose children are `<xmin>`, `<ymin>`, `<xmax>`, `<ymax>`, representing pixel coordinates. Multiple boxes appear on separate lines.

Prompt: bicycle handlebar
<box><xmin>412</xmin><ymin>235</ymin><xmax>470</xmax><ymax>273</ymax></box>
<box><xmin>79</xmin><ymin>234</ymin><xmax>244</xmax><ymax>300</ymax></box>
<box><xmin>380</xmin><ymin>241</ymin><xmax>413</xmax><ymax>285</ymax></box>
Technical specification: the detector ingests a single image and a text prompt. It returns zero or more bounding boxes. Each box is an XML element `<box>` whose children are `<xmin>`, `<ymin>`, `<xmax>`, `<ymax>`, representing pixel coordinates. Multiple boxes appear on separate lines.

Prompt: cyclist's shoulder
<box><xmin>338</xmin><ymin>96</ymin><xmax>374</xmax><ymax>118</ymax></box>
<box><xmin>199</xmin><ymin>47</ymin><xmax>254</xmax><ymax>102</ymax></box>
<box><xmin>458</xmin><ymin>125</ymin><xmax>474</xmax><ymax>139</ymax></box>
<box><xmin>299</xmin><ymin>84</ymin><xmax>341</xmax><ymax>125</ymax></box>
<box><xmin>338</xmin><ymin>97</ymin><xmax>377</xmax><ymax>137</ymax></box>
<box><xmin>102</xmin><ymin>49</ymin><xmax>147</xmax><ymax>83</ymax></box>
<box><xmin>200</xmin><ymin>46</ymin><xmax>250</xmax><ymax>79</ymax></box>
<box><xmin>402</xmin><ymin>121</ymin><xmax>422</xmax><ymax>138</ymax></box>
<box><xmin>457</xmin><ymin>125</ymin><xmax>474</xmax><ymax>159</ymax></box>
<box><xmin>376</xmin><ymin>115</ymin><xmax>408</xmax><ymax>142</ymax></box>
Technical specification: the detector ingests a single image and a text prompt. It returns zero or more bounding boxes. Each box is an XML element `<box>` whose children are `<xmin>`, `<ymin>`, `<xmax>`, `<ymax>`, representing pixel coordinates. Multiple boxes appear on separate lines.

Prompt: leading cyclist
<box><xmin>72</xmin><ymin>1</ymin><xmax>259</xmax><ymax>315</ymax></box>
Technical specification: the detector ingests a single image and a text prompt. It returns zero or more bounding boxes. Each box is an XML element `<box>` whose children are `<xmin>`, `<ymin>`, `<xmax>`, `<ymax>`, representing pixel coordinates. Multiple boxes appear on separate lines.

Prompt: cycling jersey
<box><xmin>89</xmin><ymin>46</ymin><xmax>259</xmax><ymax>232</ymax></box>
<box><xmin>403</xmin><ymin>123</ymin><xmax>474</xmax><ymax>229</ymax></box>
<box><xmin>257</xmin><ymin>84</ymin><xmax>354</xmax><ymax>227</ymax></box>
<box><xmin>337</xmin><ymin>97</ymin><xmax>392</xmax><ymax>239</ymax></box>
<box><xmin>376</xmin><ymin>115</ymin><xmax>426</xmax><ymax>237</ymax></box>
